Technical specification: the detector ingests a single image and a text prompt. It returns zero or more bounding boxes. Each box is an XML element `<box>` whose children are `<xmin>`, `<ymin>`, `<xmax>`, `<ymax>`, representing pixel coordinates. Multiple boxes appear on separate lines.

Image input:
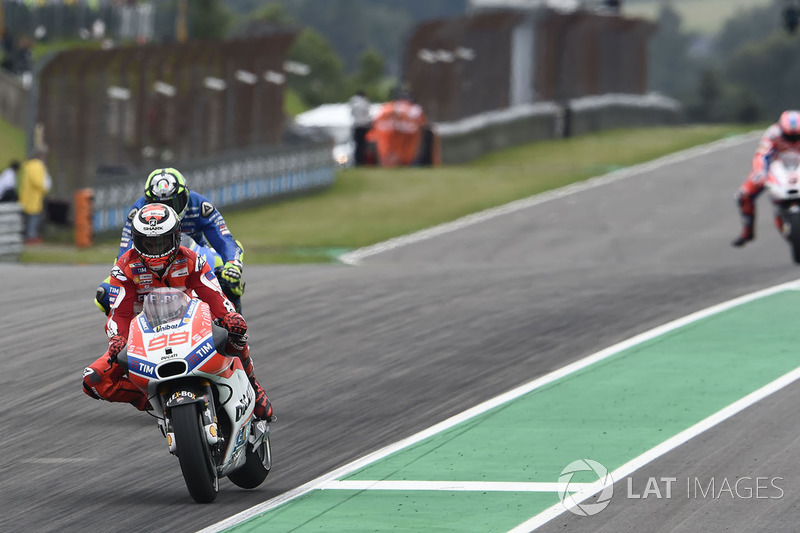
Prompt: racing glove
<box><xmin>106</xmin><ymin>335</ymin><xmax>127</xmax><ymax>364</ymax></box>
<box><xmin>219</xmin><ymin>312</ymin><xmax>248</xmax><ymax>348</ymax></box>
<box><xmin>220</xmin><ymin>260</ymin><xmax>244</xmax><ymax>297</ymax></box>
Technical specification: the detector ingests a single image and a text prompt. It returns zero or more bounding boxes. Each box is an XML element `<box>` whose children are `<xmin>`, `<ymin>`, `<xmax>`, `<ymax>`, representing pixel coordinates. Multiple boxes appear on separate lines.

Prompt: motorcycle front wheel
<box><xmin>171</xmin><ymin>403</ymin><xmax>219</xmax><ymax>503</ymax></box>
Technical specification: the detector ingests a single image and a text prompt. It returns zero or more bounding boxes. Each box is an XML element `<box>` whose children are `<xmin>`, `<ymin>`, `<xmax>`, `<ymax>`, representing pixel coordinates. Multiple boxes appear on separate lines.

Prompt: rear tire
<box><xmin>228</xmin><ymin>435</ymin><xmax>271</xmax><ymax>489</ymax></box>
<box><xmin>171</xmin><ymin>403</ymin><xmax>219</xmax><ymax>503</ymax></box>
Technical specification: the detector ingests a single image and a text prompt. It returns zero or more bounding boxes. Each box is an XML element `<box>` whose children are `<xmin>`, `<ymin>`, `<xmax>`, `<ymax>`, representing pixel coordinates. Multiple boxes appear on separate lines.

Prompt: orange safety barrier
<box><xmin>74</xmin><ymin>188</ymin><xmax>94</xmax><ymax>248</ymax></box>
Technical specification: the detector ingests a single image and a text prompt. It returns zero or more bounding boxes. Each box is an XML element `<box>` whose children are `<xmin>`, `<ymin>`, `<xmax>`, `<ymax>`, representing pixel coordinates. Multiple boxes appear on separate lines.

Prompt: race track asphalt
<box><xmin>2</xmin><ymin>134</ymin><xmax>799</xmax><ymax>532</ymax></box>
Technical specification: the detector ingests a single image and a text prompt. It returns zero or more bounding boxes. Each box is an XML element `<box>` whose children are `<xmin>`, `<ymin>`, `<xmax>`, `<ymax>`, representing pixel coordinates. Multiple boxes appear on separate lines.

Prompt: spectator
<box><xmin>0</xmin><ymin>159</ymin><xmax>19</xmax><ymax>202</ymax></box>
<box><xmin>11</xmin><ymin>36</ymin><xmax>32</xmax><ymax>74</ymax></box>
<box><xmin>0</xmin><ymin>28</ymin><xmax>14</xmax><ymax>73</ymax></box>
<box><xmin>349</xmin><ymin>89</ymin><xmax>372</xmax><ymax>166</ymax></box>
<box><xmin>18</xmin><ymin>151</ymin><xmax>51</xmax><ymax>244</ymax></box>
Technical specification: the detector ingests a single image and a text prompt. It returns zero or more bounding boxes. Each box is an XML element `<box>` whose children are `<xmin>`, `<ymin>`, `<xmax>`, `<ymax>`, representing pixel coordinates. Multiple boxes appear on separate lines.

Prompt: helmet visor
<box><xmin>158</xmin><ymin>193</ymin><xmax>188</xmax><ymax>218</ymax></box>
<box><xmin>133</xmin><ymin>232</ymin><xmax>177</xmax><ymax>258</ymax></box>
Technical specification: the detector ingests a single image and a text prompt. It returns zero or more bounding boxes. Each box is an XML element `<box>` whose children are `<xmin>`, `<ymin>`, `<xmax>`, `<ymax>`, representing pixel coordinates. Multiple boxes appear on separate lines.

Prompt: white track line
<box><xmin>198</xmin><ymin>278</ymin><xmax>800</xmax><ymax>533</ymax></box>
<box><xmin>338</xmin><ymin>132</ymin><xmax>760</xmax><ymax>265</ymax></box>
<box><xmin>319</xmin><ymin>480</ymin><xmax>593</xmax><ymax>492</ymax></box>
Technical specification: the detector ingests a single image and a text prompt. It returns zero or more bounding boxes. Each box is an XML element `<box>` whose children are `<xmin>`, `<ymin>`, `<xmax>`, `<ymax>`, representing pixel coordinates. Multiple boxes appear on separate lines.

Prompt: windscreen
<box><xmin>142</xmin><ymin>288</ymin><xmax>190</xmax><ymax>327</ymax></box>
<box><xmin>780</xmin><ymin>151</ymin><xmax>800</xmax><ymax>171</ymax></box>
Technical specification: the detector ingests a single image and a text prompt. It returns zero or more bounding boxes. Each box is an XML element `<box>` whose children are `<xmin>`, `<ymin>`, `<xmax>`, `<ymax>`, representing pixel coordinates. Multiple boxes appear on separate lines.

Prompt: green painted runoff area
<box><xmin>228</xmin><ymin>290</ymin><xmax>800</xmax><ymax>532</ymax></box>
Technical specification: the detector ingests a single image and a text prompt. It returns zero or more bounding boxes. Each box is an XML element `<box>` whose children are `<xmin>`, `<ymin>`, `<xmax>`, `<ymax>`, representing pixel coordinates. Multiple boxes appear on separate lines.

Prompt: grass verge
<box><xmin>22</xmin><ymin>124</ymin><xmax>755</xmax><ymax>265</ymax></box>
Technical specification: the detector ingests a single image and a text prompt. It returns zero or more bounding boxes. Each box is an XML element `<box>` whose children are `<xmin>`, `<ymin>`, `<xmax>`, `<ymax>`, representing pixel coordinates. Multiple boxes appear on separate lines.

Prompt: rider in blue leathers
<box><xmin>95</xmin><ymin>168</ymin><xmax>246</xmax><ymax>314</ymax></box>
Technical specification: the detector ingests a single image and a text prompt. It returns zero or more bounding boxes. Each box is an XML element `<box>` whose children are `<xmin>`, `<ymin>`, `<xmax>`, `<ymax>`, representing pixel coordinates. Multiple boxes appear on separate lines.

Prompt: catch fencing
<box><xmin>31</xmin><ymin>32</ymin><xmax>298</xmax><ymax>201</ymax></box>
<box><xmin>404</xmin><ymin>11</ymin><xmax>524</xmax><ymax>123</ymax></box>
<box><xmin>404</xmin><ymin>7</ymin><xmax>654</xmax><ymax>123</ymax></box>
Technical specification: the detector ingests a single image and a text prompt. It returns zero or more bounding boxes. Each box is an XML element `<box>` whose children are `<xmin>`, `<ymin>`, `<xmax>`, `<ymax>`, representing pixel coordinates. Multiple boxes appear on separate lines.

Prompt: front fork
<box><xmin>157</xmin><ymin>380</ymin><xmax>221</xmax><ymax>455</ymax></box>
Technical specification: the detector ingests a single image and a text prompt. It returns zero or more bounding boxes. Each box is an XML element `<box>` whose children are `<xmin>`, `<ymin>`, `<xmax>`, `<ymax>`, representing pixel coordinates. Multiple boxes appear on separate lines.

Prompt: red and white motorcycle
<box><xmin>765</xmin><ymin>151</ymin><xmax>800</xmax><ymax>263</ymax></box>
<box><xmin>117</xmin><ymin>288</ymin><xmax>271</xmax><ymax>503</ymax></box>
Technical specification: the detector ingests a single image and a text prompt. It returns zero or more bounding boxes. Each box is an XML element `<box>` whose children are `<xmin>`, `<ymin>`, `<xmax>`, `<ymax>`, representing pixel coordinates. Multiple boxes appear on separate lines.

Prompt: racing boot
<box><xmin>249</xmin><ymin>374</ymin><xmax>274</xmax><ymax>422</ymax></box>
<box><xmin>731</xmin><ymin>225</ymin><xmax>754</xmax><ymax>247</ymax></box>
<box><xmin>732</xmin><ymin>193</ymin><xmax>755</xmax><ymax>247</ymax></box>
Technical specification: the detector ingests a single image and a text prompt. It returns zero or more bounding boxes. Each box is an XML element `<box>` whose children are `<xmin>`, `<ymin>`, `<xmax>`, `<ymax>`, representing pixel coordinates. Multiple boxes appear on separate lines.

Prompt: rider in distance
<box><xmin>733</xmin><ymin>110</ymin><xmax>800</xmax><ymax>247</ymax></box>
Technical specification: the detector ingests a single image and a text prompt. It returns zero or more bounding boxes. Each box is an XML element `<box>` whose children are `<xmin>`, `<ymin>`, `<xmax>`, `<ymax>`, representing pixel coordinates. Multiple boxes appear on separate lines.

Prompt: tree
<box><xmin>357</xmin><ymin>49</ymin><xmax>384</xmax><ymax>86</ymax></box>
<box><xmin>714</xmin><ymin>1</ymin><xmax>785</xmax><ymax>63</ymax></box>
<box><xmin>288</xmin><ymin>28</ymin><xmax>348</xmax><ymax>107</ymax></box>
<box><xmin>724</xmin><ymin>32</ymin><xmax>800</xmax><ymax>119</ymax></box>
<box><xmin>189</xmin><ymin>0</ymin><xmax>232</xmax><ymax>40</ymax></box>
<box><xmin>249</xmin><ymin>2</ymin><xmax>296</xmax><ymax>27</ymax></box>
<box><xmin>647</xmin><ymin>4</ymin><xmax>697</xmax><ymax>99</ymax></box>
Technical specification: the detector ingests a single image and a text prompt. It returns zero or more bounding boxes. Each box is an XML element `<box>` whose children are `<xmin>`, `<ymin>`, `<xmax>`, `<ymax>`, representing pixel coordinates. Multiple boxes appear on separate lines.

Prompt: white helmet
<box><xmin>131</xmin><ymin>203</ymin><xmax>182</xmax><ymax>273</ymax></box>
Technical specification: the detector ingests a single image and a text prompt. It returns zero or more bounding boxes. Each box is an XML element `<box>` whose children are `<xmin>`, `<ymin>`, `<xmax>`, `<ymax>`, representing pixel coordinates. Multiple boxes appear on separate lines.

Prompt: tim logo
<box><xmin>186</xmin><ymin>340</ymin><xmax>214</xmax><ymax>367</ymax></box>
<box><xmin>137</xmin><ymin>362</ymin><xmax>155</xmax><ymax>376</ymax></box>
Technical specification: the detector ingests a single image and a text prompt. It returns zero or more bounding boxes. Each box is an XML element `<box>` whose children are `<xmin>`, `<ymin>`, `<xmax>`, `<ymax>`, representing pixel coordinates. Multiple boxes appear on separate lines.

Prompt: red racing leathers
<box><xmin>82</xmin><ymin>246</ymin><xmax>272</xmax><ymax>419</ymax></box>
<box><xmin>735</xmin><ymin>124</ymin><xmax>800</xmax><ymax>245</ymax></box>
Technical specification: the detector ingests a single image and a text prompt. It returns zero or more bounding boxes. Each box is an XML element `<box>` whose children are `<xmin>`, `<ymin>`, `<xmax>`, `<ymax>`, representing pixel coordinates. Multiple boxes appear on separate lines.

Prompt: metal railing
<box><xmin>0</xmin><ymin>202</ymin><xmax>22</xmax><ymax>261</ymax></box>
<box><xmin>91</xmin><ymin>141</ymin><xmax>335</xmax><ymax>234</ymax></box>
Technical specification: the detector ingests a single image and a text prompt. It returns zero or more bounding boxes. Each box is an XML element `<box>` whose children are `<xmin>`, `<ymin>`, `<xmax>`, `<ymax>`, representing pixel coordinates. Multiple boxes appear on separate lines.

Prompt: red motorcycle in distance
<box><xmin>765</xmin><ymin>151</ymin><xmax>800</xmax><ymax>263</ymax></box>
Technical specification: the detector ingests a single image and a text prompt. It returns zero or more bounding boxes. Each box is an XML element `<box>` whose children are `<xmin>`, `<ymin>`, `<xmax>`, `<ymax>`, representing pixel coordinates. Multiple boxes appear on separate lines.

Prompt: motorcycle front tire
<box><xmin>171</xmin><ymin>403</ymin><xmax>219</xmax><ymax>503</ymax></box>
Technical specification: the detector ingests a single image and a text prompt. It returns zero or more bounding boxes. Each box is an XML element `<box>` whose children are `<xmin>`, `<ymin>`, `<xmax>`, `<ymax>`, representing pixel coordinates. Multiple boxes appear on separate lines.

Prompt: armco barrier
<box><xmin>0</xmin><ymin>202</ymin><xmax>23</xmax><ymax>261</ymax></box>
<box><xmin>435</xmin><ymin>93</ymin><xmax>681</xmax><ymax>164</ymax></box>
<box><xmin>436</xmin><ymin>102</ymin><xmax>560</xmax><ymax>165</ymax></box>
<box><xmin>91</xmin><ymin>143</ymin><xmax>335</xmax><ymax>234</ymax></box>
<box><xmin>568</xmin><ymin>93</ymin><xmax>681</xmax><ymax>136</ymax></box>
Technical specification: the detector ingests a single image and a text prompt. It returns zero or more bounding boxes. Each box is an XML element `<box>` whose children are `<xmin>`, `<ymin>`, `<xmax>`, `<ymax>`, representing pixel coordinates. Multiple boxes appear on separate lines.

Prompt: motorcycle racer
<box><xmin>95</xmin><ymin>167</ymin><xmax>245</xmax><ymax>313</ymax></box>
<box><xmin>733</xmin><ymin>110</ymin><xmax>800</xmax><ymax>247</ymax></box>
<box><xmin>83</xmin><ymin>203</ymin><xmax>273</xmax><ymax>421</ymax></box>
